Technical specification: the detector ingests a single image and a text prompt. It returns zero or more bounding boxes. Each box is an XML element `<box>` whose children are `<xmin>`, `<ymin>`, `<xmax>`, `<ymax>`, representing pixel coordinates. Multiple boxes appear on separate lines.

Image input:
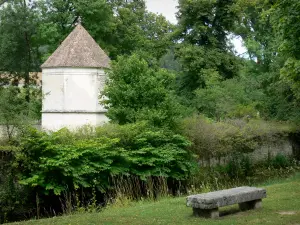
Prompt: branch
<box><xmin>0</xmin><ymin>0</ymin><xmax>9</xmax><ymax>6</ymax></box>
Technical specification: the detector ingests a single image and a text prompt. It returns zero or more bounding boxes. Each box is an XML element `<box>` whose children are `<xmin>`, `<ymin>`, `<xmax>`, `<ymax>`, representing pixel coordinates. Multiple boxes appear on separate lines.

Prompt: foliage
<box><xmin>233</xmin><ymin>0</ymin><xmax>300</xmax><ymax>122</ymax></box>
<box><xmin>181</xmin><ymin>115</ymin><xmax>296</xmax><ymax>162</ymax></box>
<box><xmin>0</xmin><ymin>150</ymin><xmax>32</xmax><ymax>224</ymax></box>
<box><xmin>107</xmin><ymin>0</ymin><xmax>174</xmax><ymax>60</ymax></box>
<box><xmin>0</xmin><ymin>0</ymin><xmax>40</xmax><ymax>99</ymax></box>
<box><xmin>194</xmin><ymin>64</ymin><xmax>264</xmax><ymax>120</ymax></box>
<box><xmin>174</xmin><ymin>0</ymin><xmax>241</xmax><ymax>98</ymax></box>
<box><xmin>101</xmin><ymin>54</ymin><xmax>184</xmax><ymax>128</ymax></box>
<box><xmin>35</xmin><ymin>0</ymin><xmax>173</xmax><ymax>61</ymax></box>
<box><xmin>36</xmin><ymin>0</ymin><xmax>114</xmax><ymax>61</ymax></box>
<box><xmin>271</xmin><ymin>0</ymin><xmax>300</xmax><ymax>60</ymax></box>
<box><xmin>235</xmin><ymin>0</ymin><xmax>276</xmax><ymax>66</ymax></box>
<box><xmin>159</xmin><ymin>48</ymin><xmax>182</xmax><ymax>72</ymax></box>
<box><xmin>268</xmin><ymin>153</ymin><xmax>292</xmax><ymax>169</ymax></box>
<box><xmin>16</xmin><ymin>128</ymin><xmax>126</xmax><ymax>195</ymax></box>
<box><xmin>224</xmin><ymin>153</ymin><xmax>253</xmax><ymax>179</ymax></box>
<box><xmin>15</xmin><ymin>123</ymin><xmax>194</xmax><ymax>195</ymax></box>
<box><xmin>0</xmin><ymin>87</ymin><xmax>42</xmax><ymax>141</ymax></box>
<box><xmin>8</xmin><ymin>173</ymin><xmax>300</xmax><ymax>225</ymax></box>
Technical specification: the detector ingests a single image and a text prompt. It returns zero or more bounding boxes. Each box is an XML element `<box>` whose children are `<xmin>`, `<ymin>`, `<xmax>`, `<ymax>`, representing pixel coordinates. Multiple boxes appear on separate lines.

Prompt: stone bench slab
<box><xmin>187</xmin><ymin>186</ymin><xmax>267</xmax><ymax>210</ymax></box>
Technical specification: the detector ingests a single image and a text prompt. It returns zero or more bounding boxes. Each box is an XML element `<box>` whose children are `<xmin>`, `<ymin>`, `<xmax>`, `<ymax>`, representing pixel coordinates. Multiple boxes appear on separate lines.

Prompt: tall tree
<box><xmin>271</xmin><ymin>0</ymin><xmax>300</xmax><ymax>101</ymax></box>
<box><xmin>36</xmin><ymin>0</ymin><xmax>173</xmax><ymax>61</ymax></box>
<box><xmin>174</xmin><ymin>0</ymin><xmax>240</xmax><ymax>99</ymax></box>
<box><xmin>235</xmin><ymin>0</ymin><xmax>300</xmax><ymax>121</ymax></box>
<box><xmin>108</xmin><ymin>0</ymin><xmax>174</xmax><ymax>59</ymax></box>
<box><xmin>36</xmin><ymin>0</ymin><xmax>114</xmax><ymax>61</ymax></box>
<box><xmin>101</xmin><ymin>54</ymin><xmax>183</xmax><ymax>128</ymax></box>
<box><xmin>0</xmin><ymin>0</ymin><xmax>40</xmax><ymax>100</ymax></box>
<box><xmin>235</xmin><ymin>0</ymin><xmax>277</xmax><ymax>70</ymax></box>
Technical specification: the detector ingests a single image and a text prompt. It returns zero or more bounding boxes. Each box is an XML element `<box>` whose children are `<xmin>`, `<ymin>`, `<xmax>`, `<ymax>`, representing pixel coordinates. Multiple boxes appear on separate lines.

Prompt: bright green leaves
<box><xmin>175</xmin><ymin>0</ymin><xmax>241</xmax><ymax>98</ymax></box>
<box><xmin>16</xmin><ymin>124</ymin><xmax>194</xmax><ymax>195</ymax></box>
<box><xmin>17</xmin><ymin>128</ymin><xmax>128</xmax><ymax>195</ymax></box>
<box><xmin>0</xmin><ymin>0</ymin><xmax>40</xmax><ymax>86</ymax></box>
<box><xmin>0</xmin><ymin>87</ymin><xmax>42</xmax><ymax>141</ymax></box>
<box><xmin>270</xmin><ymin>0</ymin><xmax>300</xmax><ymax>108</ymax></box>
<box><xmin>272</xmin><ymin>0</ymin><xmax>300</xmax><ymax>59</ymax></box>
<box><xmin>102</xmin><ymin>54</ymin><xmax>183</xmax><ymax>128</ymax></box>
<box><xmin>36</xmin><ymin>0</ymin><xmax>173</xmax><ymax>61</ymax></box>
<box><xmin>280</xmin><ymin>58</ymin><xmax>300</xmax><ymax>101</ymax></box>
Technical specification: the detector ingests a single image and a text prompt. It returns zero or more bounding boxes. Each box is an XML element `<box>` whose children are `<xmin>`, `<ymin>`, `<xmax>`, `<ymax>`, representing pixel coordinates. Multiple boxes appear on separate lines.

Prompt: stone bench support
<box><xmin>193</xmin><ymin>208</ymin><xmax>219</xmax><ymax>219</ymax></box>
<box><xmin>187</xmin><ymin>186</ymin><xmax>267</xmax><ymax>219</ymax></box>
<box><xmin>239</xmin><ymin>199</ymin><xmax>262</xmax><ymax>211</ymax></box>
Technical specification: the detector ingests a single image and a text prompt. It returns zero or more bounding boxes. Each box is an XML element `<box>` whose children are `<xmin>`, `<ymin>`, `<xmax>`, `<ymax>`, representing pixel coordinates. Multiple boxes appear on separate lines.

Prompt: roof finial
<box><xmin>76</xmin><ymin>16</ymin><xmax>82</xmax><ymax>25</ymax></box>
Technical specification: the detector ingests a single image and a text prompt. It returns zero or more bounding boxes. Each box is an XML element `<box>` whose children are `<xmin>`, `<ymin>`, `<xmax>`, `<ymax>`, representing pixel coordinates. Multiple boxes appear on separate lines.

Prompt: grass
<box><xmin>9</xmin><ymin>173</ymin><xmax>300</xmax><ymax>225</ymax></box>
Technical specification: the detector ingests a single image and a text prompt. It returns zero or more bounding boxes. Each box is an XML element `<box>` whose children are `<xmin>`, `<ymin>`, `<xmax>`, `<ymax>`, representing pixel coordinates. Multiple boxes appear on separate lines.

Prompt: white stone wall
<box><xmin>42</xmin><ymin>67</ymin><xmax>109</xmax><ymax>130</ymax></box>
<box><xmin>41</xmin><ymin>113</ymin><xmax>108</xmax><ymax>131</ymax></box>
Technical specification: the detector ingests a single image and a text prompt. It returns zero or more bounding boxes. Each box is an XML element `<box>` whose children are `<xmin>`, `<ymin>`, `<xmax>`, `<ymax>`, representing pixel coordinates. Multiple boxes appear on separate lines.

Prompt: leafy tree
<box><xmin>194</xmin><ymin>61</ymin><xmax>264</xmax><ymax>120</ymax></box>
<box><xmin>235</xmin><ymin>0</ymin><xmax>276</xmax><ymax>67</ymax></box>
<box><xmin>174</xmin><ymin>0</ymin><xmax>241</xmax><ymax>99</ymax></box>
<box><xmin>0</xmin><ymin>0</ymin><xmax>41</xmax><ymax>100</ymax></box>
<box><xmin>159</xmin><ymin>48</ymin><xmax>182</xmax><ymax>72</ymax></box>
<box><xmin>36</xmin><ymin>0</ymin><xmax>173</xmax><ymax>61</ymax></box>
<box><xmin>101</xmin><ymin>54</ymin><xmax>183</xmax><ymax>128</ymax></box>
<box><xmin>0</xmin><ymin>87</ymin><xmax>41</xmax><ymax>141</ymax></box>
<box><xmin>233</xmin><ymin>0</ymin><xmax>300</xmax><ymax>121</ymax></box>
<box><xmin>102</xmin><ymin>0</ymin><xmax>174</xmax><ymax>59</ymax></box>
<box><xmin>271</xmin><ymin>0</ymin><xmax>300</xmax><ymax>102</ymax></box>
<box><xmin>36</xmin><ymin>0</ymin><xmax>114</xmax><ymax>61</ymax></box>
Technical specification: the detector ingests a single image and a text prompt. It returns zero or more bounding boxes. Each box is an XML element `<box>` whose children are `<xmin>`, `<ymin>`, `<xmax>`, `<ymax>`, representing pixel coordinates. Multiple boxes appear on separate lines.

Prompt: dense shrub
<box><xmin>181</xmin><ymin>115</ymin><xmax>297</xmax><ymax>163</ymax></box>
<box><xmin>101</xmin><ymin>54</ymin><xmax>184</xmax><ymax>129</ymax></box>
<box><xmin>225</xmin><ymin>153</ymin><xmax>253</xmax><ymax>179</ymax></box>
<box><xmin>268</xmin><ymin>154</ymin><xmax>292</xmax><ymax>169</ymax></box>
<box><xmin>0</xmin><ymin>149</ymin><xmax>33</xmax><ymax>223</ymax></box>
<box><xmin>15</xmin><ymin>123</ymin><xmax>194</xmax><ymax>196</ymax></box>
<box><xmin>0</xmin><ymin>123</ymin><xmax>195</xmax><ymax>222</ymax></box>
<box><xmin>0</xmin><ymin>87</ymin><xmax>42</xmax><ymax>141</ymax></box>
<box><xmin>187</xmin><ymin>154</ymin><xmax>299</xmax><ymax>195</ymax></box>
<box><xmin>1</xmin><ymin>119</ymin><xmax>299</xmax><ymax>223</ymax></box>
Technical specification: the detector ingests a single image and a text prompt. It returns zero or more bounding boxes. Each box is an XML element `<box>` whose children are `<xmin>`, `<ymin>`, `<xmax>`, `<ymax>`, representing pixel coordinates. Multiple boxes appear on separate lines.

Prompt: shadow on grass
<box><xmin>187</xmin><ymin>206</ymin><xmax>243</xmax><ymax>219</ymax></box>
<box><xmin>219</xmin><ymin>207</ymin><xmax>241</xmax><ymax>217</ymax></box>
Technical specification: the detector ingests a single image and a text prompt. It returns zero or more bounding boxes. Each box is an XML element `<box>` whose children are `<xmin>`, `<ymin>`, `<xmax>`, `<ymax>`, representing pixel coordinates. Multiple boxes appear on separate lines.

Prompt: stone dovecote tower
<box><xmin>41</xmin><ymin>24</ymin><xmax>110</xmax><ymax>130</ymax></box>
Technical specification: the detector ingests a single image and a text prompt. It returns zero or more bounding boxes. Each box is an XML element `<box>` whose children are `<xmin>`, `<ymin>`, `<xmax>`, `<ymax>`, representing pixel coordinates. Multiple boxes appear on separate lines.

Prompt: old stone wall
<box><xmin>249</xmin><ymin>136</ymin><xmax>293</xmax><ymax>162</ymax></box>
<box><xmin>200</xmin><ymin>135</ymin><xmax>299</xmax><ymax>166</ymax></box>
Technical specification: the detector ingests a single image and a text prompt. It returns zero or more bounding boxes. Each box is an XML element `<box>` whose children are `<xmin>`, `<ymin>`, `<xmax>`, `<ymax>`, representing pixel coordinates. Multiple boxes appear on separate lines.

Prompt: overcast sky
<box><xmin>145</xmin><ymin>0</ymin><xmax>178</xmax><ymax>24</ymax></box>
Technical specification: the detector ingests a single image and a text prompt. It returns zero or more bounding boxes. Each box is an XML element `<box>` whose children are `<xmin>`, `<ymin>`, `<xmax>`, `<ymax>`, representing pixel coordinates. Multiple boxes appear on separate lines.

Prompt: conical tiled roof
<box><xmin>41</xmin><ymin>24</ymin><xmax>110</xmax><ymax>69</ymax></box>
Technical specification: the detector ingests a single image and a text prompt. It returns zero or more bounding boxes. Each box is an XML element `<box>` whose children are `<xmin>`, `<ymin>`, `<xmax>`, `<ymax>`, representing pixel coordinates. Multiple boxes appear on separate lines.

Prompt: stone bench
<box><xmin>187</xmin><ymin>186</ymin><xmax>267</xmax><ymax>218</ymax></box>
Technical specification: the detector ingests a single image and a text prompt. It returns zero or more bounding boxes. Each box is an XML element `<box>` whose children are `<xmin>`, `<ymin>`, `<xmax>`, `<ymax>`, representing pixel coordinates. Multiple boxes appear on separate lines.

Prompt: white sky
<box><xmin>145</xmin><ymin>0</ymin><xmax>178</xmax><ymax>24</ymax></box>
<box><xmin>145</xmin><ymin>0</ymin><xmax>247</xmax><ymax>55</ymax></box>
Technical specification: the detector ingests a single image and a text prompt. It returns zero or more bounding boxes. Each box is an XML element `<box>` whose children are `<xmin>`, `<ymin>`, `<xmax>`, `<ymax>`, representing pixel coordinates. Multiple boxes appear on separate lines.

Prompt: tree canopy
<box><xmin>1</xmin><ymin>0</ymin><xmax>300</xmax><ymax>122</ymax></box>
<box><xmin>102</xmin><ymin>54</ymin><xmax>183</xmax><ymax>128</ymax></box>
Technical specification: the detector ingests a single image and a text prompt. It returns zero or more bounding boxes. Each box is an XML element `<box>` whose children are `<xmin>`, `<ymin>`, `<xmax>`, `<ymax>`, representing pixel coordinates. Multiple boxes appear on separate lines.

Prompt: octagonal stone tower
<box><xmin>41</xmin><ymin>24</ymin><xmax>110</xmax><ymax>130</ymax></box>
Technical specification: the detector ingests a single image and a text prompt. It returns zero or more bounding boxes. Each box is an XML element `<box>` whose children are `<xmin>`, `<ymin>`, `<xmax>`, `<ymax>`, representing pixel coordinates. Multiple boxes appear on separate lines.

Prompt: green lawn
<box><xmin>10</xmin><ymin>174</ymin><xmax>300</xmax><ymax>225</ymax></box>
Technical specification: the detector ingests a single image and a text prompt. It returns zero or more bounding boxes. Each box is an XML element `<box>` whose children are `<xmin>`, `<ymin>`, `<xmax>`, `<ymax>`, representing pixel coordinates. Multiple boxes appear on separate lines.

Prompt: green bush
<box><xmin>0</xmin><ymin>149</ymin><xmax>33</xmax><ymax>223</ymax></box>
<box><xmin>225</xmin><ymin>153</ymin><xmax>253</xmax><ymax>179</ymax></box>
<box><xmin>181</xmin><ymin>115</ymin><xmax>296</xmax><ymax>163</ymax></box>
<box><xmin>269</xmin><ymin>154</ymin><xmax>292</xmax><ymax>169</ymax></box>
<box><xmin>15</xmin><ymin>123</ymin><xmax>194</xmax><ymax>196</ymax></box>
<box><xmin>16</xmin><ymin>128</ymin><xmax>127</xmax><ymax>195</ymax></box>
<box><xmin>187</xmin><ymin>156</ymin><xmax>299</xmax><ymax>195</ymax></box>
<box><xmin>101</xmin><ymin>54</ymin><xmax>184</xmax><ymax>129</ymax></box>
<box><xmin>0</xmin><ymin>87</ymin><xmax>42</xmax><ymax>141</ymax></box>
